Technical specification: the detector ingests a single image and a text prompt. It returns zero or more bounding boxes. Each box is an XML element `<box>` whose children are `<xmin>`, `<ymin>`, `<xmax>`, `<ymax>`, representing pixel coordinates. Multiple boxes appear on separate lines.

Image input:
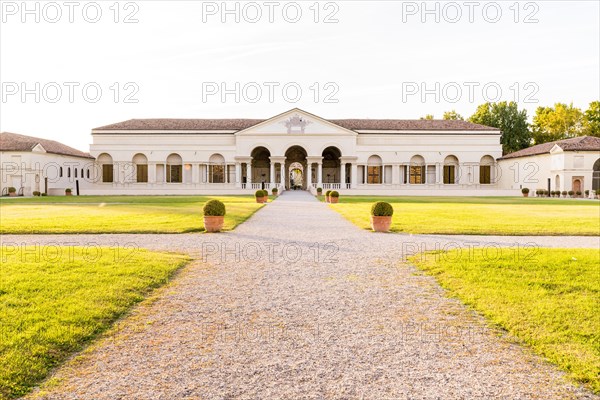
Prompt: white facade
<box><xmin>0</xmin><ymin>147</ymin><xmax>95</xmax><ymax>197</ymax></box>
<box><xmin>497</xmin><ymin>145</ymin><xmax>600</xmax><ymax>195</ymax></box>
<box><xmin>87</xmin><ymin>108</ymin><xmax>512</xmax><ymax>196</ymax></box>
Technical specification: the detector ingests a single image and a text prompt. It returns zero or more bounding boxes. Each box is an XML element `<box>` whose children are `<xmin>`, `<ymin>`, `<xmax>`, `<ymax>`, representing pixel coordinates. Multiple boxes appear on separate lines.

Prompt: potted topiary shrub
<box><xmin>32</xmin><ymin>191</ymin><xmax>40</xmax><ymax>197</ymax></box>
<box><xmin>521</xmin><ymin>188</ymin><xmax>529</xmax><ymax>197</ymax></box>
<box><xmin>584</xmin><ymin>190</ymin><xmax>589</xmax><ymax>198</ymax></box>
<box><xmin>8</xmin><ymin>187</ymin><xmax>16</xmax><ymax>197</ymax></box>
<box><xmin>576</xmin><ymin>191</ymin><xmax>582</xmax><ymax>198</ymax></box>
<box><xmin>255</xmin><ymin>190</ymin><xmax>265</xmax><ymax>203</ymax></box>
<box><xmin>262</xmin><ymin>190</ymin><xmax>269</xmax><ymax>203</ymax></box>
<box><xmin>568</xmin><ymin>190</ymin><xmax>575</xmax><ymax>198</ymax></box>
<box><xmin>272</xmin><ymin>187</ymin><xmax>278</xmax><ymax>197</ymax></box>
<box><xmin>316</xmin><ymin>187</ymin><xmax>323</xmax><ymax>197</ymax></box>
<box><xmin>65</xmin><ymin>188</ymin><xmax>72</xmax><ymax>196</ymax></box>
<box><xmin>329</xmin><ymin>191</ymin><xmax>340</xmax><ymax>203</ymax></box>
<box><xmin>561</xmin><ymin>190</ymin><xmax>567</xmax><ymax>198</ymax></box>
<box><xmin>203</xmin><ymin>199</ymin><xmax>226</xmax><ymax>233</ymax></box>
<box><xmin>325</xmin><ymin>190</ymin><xmax>332</xmax><ymax>203</ymax></box>
<box><xmin>371</xmin><ymin>201</ymin><xmax>394</xmax><ymax>232</ymax></box>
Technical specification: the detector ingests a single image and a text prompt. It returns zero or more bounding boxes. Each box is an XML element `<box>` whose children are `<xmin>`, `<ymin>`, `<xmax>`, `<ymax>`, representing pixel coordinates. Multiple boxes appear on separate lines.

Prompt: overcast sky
<box><xmin>1</xmin><ymin>0</ymin><xmax>598</xmax><ymax>151</ymax></box>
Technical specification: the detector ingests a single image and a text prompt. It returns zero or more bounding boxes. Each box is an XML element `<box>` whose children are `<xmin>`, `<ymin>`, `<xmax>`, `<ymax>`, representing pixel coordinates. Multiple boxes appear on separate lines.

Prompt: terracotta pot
<box><xmin>66</xmin><ymin>192</ymin><xmax>72</xmax><ymax>196</ymax></box>
<box><xmin>9</xmin><ymin>192</ymin><xmax>16</xmax><ymax>197</ymax></box>
<box><xmin>371</xmin><ymin>216</ymin><xmax>392</xmax><ymax>232</ymax></box>
<box><xmin>522</xmin><ymin>193</ymin><xmax>528</xmax><ymax>197</ymax></box>
<box><xmin>326</xmin><ymin>196</ymin><xmax>330</xmax><ymax>203</ymax></box>
<box><xmin>204</xmin><ymin>216</ymin><xmax>224</xmax><ymax>233</ymax></box>
<box><xmin>262</xmin><ymin>196</ymin><xmax>268</xmax><ymax>203</ymax></box>
<box><xmin>330</xmin><ymin>197</ymin><xmax>339</xmax><ymax>204</ymax></box>
<box><xmin>256</xmin><ymin>197</ymin><xmax>264</xmax><ymax>203</ymax></box>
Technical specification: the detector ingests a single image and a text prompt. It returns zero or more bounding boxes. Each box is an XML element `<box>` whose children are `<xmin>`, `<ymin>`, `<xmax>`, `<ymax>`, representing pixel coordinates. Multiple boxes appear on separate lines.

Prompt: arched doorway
<box><xmin>289</xmin><ymin>162</ymin><xmax>304</xmax><ymax>189</ymax></box>
<box><xmin>593</xmin><ymin>158</ymin><xmax>600</xmax><ymax>192</ymax></box>
<box><xmin>285</xmin><ymin>146</ymin><xmax>307</xmax><ymax>189</ymax></box>
<box><xmin>322</xmin><ymin>146</ymin><xmax>342</xmax><ymax>184</ymax></box>
<box><xmin>572</xmin><ymin>178</ymin><xmax>582</xmax><ymax>193</ymax></box>
<box><xmin>251</xmin><ymin>147</ymin><xmax>271</xmax><ymax>185</ymax></box>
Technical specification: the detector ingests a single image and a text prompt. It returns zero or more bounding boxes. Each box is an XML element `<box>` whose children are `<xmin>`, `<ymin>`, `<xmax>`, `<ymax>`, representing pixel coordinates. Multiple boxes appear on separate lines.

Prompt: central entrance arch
<box><xmin>285</xmin><ymin>145</ymin><xmax>307</xmax><ymax>189</ymax></box>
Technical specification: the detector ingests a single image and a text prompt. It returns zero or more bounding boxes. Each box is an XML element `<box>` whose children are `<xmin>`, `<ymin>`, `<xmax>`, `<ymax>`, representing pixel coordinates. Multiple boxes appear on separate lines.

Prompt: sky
<box><xmin>1</xmin><ymin>0</ymin><xmax>599</xmax><ymax>151</ymax></box>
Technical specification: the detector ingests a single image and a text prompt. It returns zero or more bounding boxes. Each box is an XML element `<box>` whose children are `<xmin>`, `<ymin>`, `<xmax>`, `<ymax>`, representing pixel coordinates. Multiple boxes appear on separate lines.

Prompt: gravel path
<box><xmin>21</xmin><ymin>191</ymin><xmax>598</xmax><ymax>399</ymax></box>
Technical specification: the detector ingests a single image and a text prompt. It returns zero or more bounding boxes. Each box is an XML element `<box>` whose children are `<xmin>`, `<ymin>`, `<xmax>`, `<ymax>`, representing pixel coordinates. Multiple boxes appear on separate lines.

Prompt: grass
<box><xmin>0</xmin><ymin>195</ymin><xmax>263</xmax><ymax>234</ymax></box>
<box><xmin>0</xmin><ymin>245</ymin><xmax>189</xmax><ymax>399</ymax></box>
<box><xmin>411</xmin><ymin>248</ymin><xmax>600</xmax><ymax>393</ymax></box>
<box><xmin>328</xmin><ymin>196</ymin><xmax>600</xmax><ymax>235</ymax></box>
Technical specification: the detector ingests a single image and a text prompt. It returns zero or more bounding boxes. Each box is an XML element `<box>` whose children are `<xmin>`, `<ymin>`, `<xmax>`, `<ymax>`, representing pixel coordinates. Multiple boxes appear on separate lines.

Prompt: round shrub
<box><xmin>576</xmin><ymin>191</ymin><xmax>582</xmax><ymax>196</ymax></box>
<box><xmin>272</xmin><ymin>187</ymin><xmax>278</xmax><ymax>194</ymax></box>
<box><xmin>41</xmin><ymin>192</ymin><xmax>48</xmax><ymax>196</ymax></box>
<box><xmin>255</xmin><ymin>190</ymin><xmax>263</xmax><ymax>198</ymax></box>
<box><xmin>521</xmin><ymin>188</ymin><xmax>529</xmax><ymax>194</ymax></box>
<box><xmin>65</xmin><ymin>188</ymin><xmax>72</xmax><ymax>193</ymax></box>
<box><xmin>8</xmin><ymin>187</ymin><xmax>16</xmax><ymax>193</ymax></box>
<box><xmin>584</xmin><ymin>190</ymin><xmax>589</xmax><ymax>196</ymax></box>
<box><xmin>330</xmin><ymin>191</ymin><xmax>339</xmax><ymax>198</ymax></box>
<box><xmin>32</xmin><ymin>191</ymin><xmax>40</xmax><ymax>196</ymax></box>
<box><xmin>562</xmin><ymin>191</ymin><xmax>567</xmax><ymax>196</ymax></box>
<box><xmin>317</xmin><ymin>187</ymin><xmax>323</xmax><ymax>193</ymax></box>
<box><xmin>325</xmin><ymin>190</ymin><xmax>332</xmax><ymax>197</ymax></box>
<box><xmin>568</xmin><ymin>190</ymin><xmax>575</xmax><ymax>196</ymax></box>
<box><xmin>371</xmin><ymin>202</ymin><xmax>394</xmax><ymax>217</ymax></box>
<box><xmin>203</xmin><ymin>199</ymin><xmax>226</xmax><ymax>216</ymax></box>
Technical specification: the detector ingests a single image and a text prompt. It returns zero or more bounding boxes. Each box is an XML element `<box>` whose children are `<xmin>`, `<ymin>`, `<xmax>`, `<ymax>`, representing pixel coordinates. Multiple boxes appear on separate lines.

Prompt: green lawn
<box><xmin>0</xmin><ymin>196</ymin><xmax>263</xmax><ymax>234</ymax></box>
<box><xmin>329</xmin><ymin>196</ymin><xmax>600</xmax><ymax>235</ymax></box>
<box><xmin>0</xmin><ymin>246</ymin><xmax>189</xmax><ymax>399</ymax></box>
<box><xmin>412</xmin><ymin>248</ymin><xmax>600</xmax><ymax>393</ymax></box>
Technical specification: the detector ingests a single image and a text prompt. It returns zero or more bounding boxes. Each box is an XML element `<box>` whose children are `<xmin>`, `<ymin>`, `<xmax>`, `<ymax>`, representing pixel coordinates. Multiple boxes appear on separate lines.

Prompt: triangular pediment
<box><xmin>32</xmin><ymin>143</ymin><xmax>47</xmax><ymax>153</ymax></box>
<box><xmin>236</xmin><ymin>108</ymin><xmax>356</xmax><ymax>136</ymax></box>
<box><xmin>550</xmin><ymin>144</ymin><xmax>564</xmax><ymax>154</ymax></box>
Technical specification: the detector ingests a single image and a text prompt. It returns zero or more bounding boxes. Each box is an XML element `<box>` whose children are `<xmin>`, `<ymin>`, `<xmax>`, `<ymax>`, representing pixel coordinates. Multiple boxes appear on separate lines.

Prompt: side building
<box><xmin>0</xmin><ymin>132</ymin><xmax>95</xmax><ymax>196</ymax></box>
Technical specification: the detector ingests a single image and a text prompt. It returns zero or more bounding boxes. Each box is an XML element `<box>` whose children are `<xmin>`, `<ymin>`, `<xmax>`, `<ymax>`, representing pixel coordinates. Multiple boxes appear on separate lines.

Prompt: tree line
<box><xmin>421</xmin><ymin>101</ymin><xmax>600</xmax><ymax>154</ymax></box>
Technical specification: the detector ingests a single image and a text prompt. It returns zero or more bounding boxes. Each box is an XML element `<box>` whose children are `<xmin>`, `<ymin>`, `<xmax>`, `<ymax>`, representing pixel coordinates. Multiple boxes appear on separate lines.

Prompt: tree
<box><xmin>443</xmin><ymin>110</ymin><xmax>464</xmax><ymax>120</ymax></box>
<box><xmin>531</xmin><ymin>103</ymin><xmax>583</xmax><ymax>144</ymax></box>
<box><xmin>582</xmin><ymin>101</ymin><xmax>600</xmax><ymax>137</ymax></box>
<box><xmin>469</xmin><ymin>102</ymin><xmax>531</xmax><ymax>155</ymax></box>
<box><xmin>420</xmin><ymin>114</ymin><xmax>434</xmax><ymax>120</ymax></box>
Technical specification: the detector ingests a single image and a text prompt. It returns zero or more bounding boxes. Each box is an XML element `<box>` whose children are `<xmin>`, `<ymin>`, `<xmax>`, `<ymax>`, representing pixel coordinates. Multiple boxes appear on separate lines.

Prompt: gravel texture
<box><xmin>15</xmin><ymin>191</ymin><xmax>599</xmax><ymax>399</ymax></box>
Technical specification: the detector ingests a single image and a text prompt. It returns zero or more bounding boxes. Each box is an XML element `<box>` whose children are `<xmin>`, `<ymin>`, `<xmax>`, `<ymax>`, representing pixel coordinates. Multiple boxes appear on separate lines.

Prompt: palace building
<box><xmin>2</xmin><ymin>108</ymin><xmax>599</xmax><ymax>197</ymax></box>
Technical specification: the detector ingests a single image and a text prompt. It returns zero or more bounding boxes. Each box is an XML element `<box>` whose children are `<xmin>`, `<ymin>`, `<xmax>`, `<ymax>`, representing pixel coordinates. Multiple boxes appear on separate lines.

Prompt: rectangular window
<box><xmin>102</xmin><ymin>164</ymin><xmax>113</xmax><ymax>183</ymax></box>
<box><xmin>409</xmin><ymin>166</ymin><xmax>425</xmax><ymax>184</ymax></box>
<box><xmin>480</xmin><ymin>165</ymin><xmax>491</xmax><ymax>184</ymax></box>
<box><xmin>210</xmin><ymin>165</ymin><xmax>225</xmax><ymax>183</ymax></box>
<box><xmin>167</xmin><ymin>165</ymin><xmax>182</xmax><ymax>183</ymax></box>
<box><xmin>367</xmin><ymin>166</ymin><xmax>382</xmax><ymax>184</ymax></box>
<box><xmin>443</xmin><ymin>165</ymin><xmax>455</xmax><ymax>184</ymax></box>
<box><xmin>136</xmin><ymin>164</ymin><xmax>148</xmax><ymax>183</ymax></box>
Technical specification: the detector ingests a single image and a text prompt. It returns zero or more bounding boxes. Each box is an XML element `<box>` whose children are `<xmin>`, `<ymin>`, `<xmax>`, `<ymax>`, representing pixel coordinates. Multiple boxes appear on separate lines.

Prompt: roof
<box><xmin>0</xmin><ymin>132</ymin><xmax>94</xmax><ymax>159</ymax></box>
<box><xmin>93</xmin><ymin>118</ymin><xmax>500</xmax><ymax>132</ymax></box>
<box><xmin>500</xmin><ymin>136</ymin><xmax>600</xmax><ymax>160</ymax></box>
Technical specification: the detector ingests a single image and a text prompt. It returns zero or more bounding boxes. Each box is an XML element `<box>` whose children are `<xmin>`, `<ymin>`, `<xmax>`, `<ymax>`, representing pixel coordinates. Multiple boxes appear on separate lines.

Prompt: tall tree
<box><xmin>443</xmin><ymin>110</ymin><xmax>464</xmax><ymax>120</ymax></box>
<box><xmin>469</xmin><ymin>102</ymin><xmax>531</xmax><ymax>155</ymax></box>
<box><xmin>420</xmin><ymin>114</ymin><xmax>434</xmax><ymax>120</ymax></box>
<box><xmin>582</xmin><ymin>101</ymin><xmax>600</xmax><ymax>137</ymax></box>
<box><xmin>531</xmin><ymin>103</ymin><xmax>583</xmax><ymax>144</ymax></box>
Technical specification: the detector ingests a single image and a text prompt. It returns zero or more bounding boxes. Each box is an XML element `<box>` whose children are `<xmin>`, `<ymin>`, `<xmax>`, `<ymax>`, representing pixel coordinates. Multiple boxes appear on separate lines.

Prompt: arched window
<box><xmin>97</xmin><ymin>153</ymin><xmax>114</xmax><ymax>183</ymax></box>
<box><xmin>367</xmin><ymin>155</ymin><xmax>382</xmax><ymax>184</ymax></box>
<box><xmin>132</xmin><ymin>153</ymin><xmax>148</xmax><ymax>183</ymax></box>
<box><xmin>81</xmin><ymin>168</ymin><xmax>84</xmax><ymax>177</ymax></box>
<box><xmin>593</xmin><ymin>159</ymin><xmax>600</xmax><ymax>191</ymax></box>
<box><xmin>74</xmin><ymin>168</ymin><xmax>78</xmax><ymax>178</ymax></box>
<box><xmin>410</xmin><ymin>155</ymin><xmax>425</xmax><ymax>184</ymax></box>
<box><xmin>443</xmin><ymin>155</ymin><xmax>459</xmax><ymax>184</ymax></box>
<box><xmin>67</xmin><ymin>168</ymin><xmax>71</xmax><ymax>178</ymax></box>
<box><xmin>209</xmin><ymin>153</ymin><xmax>225</xmax><ymax>183</ymax></box>
<box><xmin>166</xmin><ymin>153</ymin><xmax>183</xmax><ymax>183</ymax></box>
<box><xmin>86</xmin><ymin>169</ymin><xmax>90</xmax><ymax>179</ymax></box>
<box><xmin>480</xmin><ymin>155</ymin><xmax>495</xmax><ymax>184</ymax></box>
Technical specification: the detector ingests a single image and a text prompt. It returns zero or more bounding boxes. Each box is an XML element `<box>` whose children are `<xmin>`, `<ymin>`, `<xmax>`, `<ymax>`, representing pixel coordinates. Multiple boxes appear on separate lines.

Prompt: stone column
<box><xmin>192</xmin><ymin>163</ymin><xmax>199</xmax><ymax>184</ymax></box>
<box><xmin>269</xmin><ymin>162</ymin><xmax>275</xmax><ymax>185</ymax></box>
<box><xmin>235</xmin><ymin>163</ymin><xmax>242</xmax><ymax>187</ymax></box>
<box><xmin>317</xmin><ymin>162</ymin><xmax>323</xmax><ymax>186</ymax></box>
<box><xmin>246</xmin><ymin>163</ymin><xmax>252</xmax><ymax>184</ymax></box>
<box><xmin>306</xmin><ymin>162</ymin><xmax>312</xmax><ymax>188</ymax></box>
<box><xmin>225</xmin><ymin>164</ymin><xmax>229</xmax><ymax>184</ymax></box>
<box><xmin>350</xmin><ymin>163</ymin><xmax>358</xmax><ymax>188</ymax></box>
<box><xmin>148</xmin><ymin>162</ymin><xmax>156</xmax><ymax>184</ymax></box>
<box><xmin>392</xmin><ymin>164</ymin><xmax>400</xmax><ymax>185</ymax></box>
<box><xmin>340</xmin><ymin>163</ymin><xmax>346</xmax><ymax>187</ymax></box>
